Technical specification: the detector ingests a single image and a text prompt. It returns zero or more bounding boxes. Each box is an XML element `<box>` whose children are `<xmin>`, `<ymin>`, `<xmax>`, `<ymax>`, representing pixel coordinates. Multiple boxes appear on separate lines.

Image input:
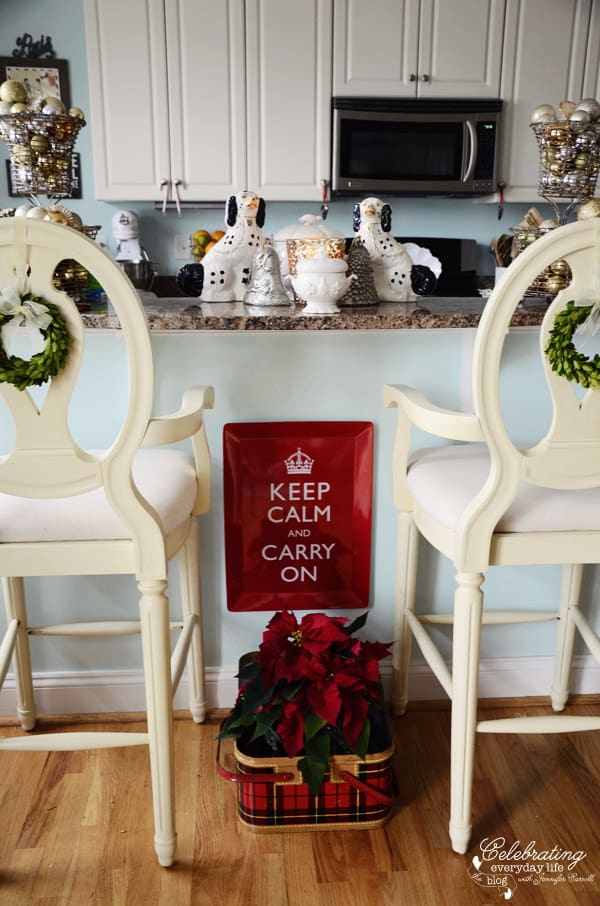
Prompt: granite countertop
<box><xmin>81</xmin><ymin>294</ymin><xmax>550</xmax><ymax>331</ymax></box>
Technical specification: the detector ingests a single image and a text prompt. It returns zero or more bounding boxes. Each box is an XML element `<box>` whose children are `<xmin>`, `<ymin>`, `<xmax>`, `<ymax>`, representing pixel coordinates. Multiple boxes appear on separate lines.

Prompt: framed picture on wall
<box><xmin>0</xmin><ymin>57</ymin><xmax>71</xmax><ymax>108</ymax></box>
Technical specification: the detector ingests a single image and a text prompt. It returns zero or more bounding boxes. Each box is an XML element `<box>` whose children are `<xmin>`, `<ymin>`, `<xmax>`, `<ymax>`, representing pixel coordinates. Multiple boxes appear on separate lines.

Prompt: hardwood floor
<box><xmin>0</xmin><ymin>701</ymin><xmax>598</xmax><ymax>905</ymax></box>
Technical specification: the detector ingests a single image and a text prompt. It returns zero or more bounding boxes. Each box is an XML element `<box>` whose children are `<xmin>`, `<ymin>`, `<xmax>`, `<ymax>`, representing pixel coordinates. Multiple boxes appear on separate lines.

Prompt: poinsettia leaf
<box><xmin>217</xmin><ymin>712</ymin><xmax>257</xmax><ymax>738</ymax></box>
<box><xmin>298</xmin><ymin>727</ymin><xmax>331</xmax><ymax>794</ymax></box>
<box><xmin>297</xmin><ymin>754</ymin><xmax>327</xmax><ymax>796</ymax></box>
<box><xmin>280</xmin><ymin>679</ymin><xmax>304</xmax><ymax>701</ymax></box>
<box><xmin>239</xmin><ymin>680</ymin><xmax>275</xmax><ymax>714</ymax></box>
<box><xmin>249</xmin><ymin>704</ymin><xmax>282</xmax><ymax>742</ymax></box>
<box><xmin>353</xmin><ymin>716</ymin><xmax>371</xmax><ymax>760</ymax></box>
<box><xmin>305</xmin><ymin>725</ymin><xmax>331</xmax><ymax>763</ymax></box>
<box><xmin>303</xmin><ymin>708</ymin><xmax>326</xmax><ymax>741</ymax></box>
<box><xmin>277</xmin><ymin>700</ymin><xmax>305</xmax><ymax>755</ymax></box>
<box><xmin>343</xmin><ymin>612</ymin><xmax>368</xmax><ymax>635</ymax></box>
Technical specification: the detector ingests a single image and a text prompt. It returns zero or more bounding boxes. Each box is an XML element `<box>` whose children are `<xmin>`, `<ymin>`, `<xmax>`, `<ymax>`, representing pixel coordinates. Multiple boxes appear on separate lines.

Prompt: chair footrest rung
<box><xmin>28</xmin><ymin>621</ymin><xmax>184</xmax><ymax>637</ymax></box>
<box><xmin>419</xmin><ymin>611</ymin><xmax>559</xmax><ymax>626</ymax></box>
<box><xmin>477</xmin><ymin>715</ymin><xmax>600</xmax><ymax>734</ymax></box>
<box><xmin>0</xmin><ymin>731</ymin><xmax>149</xmax><ymax>751</ymax></box>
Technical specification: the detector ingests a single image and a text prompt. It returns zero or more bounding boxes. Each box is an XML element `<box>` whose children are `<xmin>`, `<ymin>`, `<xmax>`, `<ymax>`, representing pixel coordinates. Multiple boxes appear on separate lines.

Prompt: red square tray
<box><xmin>223</xmin><ymin>422</ymin><xmax>373</xmax><ymax>611</ymax></box>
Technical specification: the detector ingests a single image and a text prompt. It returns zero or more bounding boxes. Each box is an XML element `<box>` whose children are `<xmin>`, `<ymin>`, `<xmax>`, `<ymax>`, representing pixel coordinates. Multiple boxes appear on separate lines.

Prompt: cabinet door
<box><xmin>245</xmin><ymin>0</ymin><xmax>333</xmax><ymax>200</ymax></box>
<box><xmin>499</xmin><ymin>0</ymin><xmax>591</xmax><ymax>202</ymax></box>
<box><xmin>84</xmin><ymin>0</ymin><xmax>171</xmax><ymax>201</ymax></box>
<box><xmin>332</xmin><ymin>0</ymin><xmax>419</xmax><ymax>96</ymax></box>
<box><xmin>417</xmin><ymin>0</ymin><xmax>505</xmax><ymax>97</ymax></box>
<box><xmin>165</xmin><ymin>0</ymin><xmax>247</xmax><ymax>201</ymax></box>
<box><xmin>582</xmin><ymin>0</ymin><xmax>600</xmax><ymax>100</ymax></box>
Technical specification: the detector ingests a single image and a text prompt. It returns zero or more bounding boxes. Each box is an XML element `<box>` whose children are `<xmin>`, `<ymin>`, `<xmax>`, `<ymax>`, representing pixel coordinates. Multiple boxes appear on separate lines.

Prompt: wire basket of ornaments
<box><xmin>0</xmin><ymin>79</ymin><xmax>86</xmax><ymax>197</ymax></box>
<box><xmin>530</xmin><ymin>96</ymin><xmax>600</xmax><ymax>223</ymax></box>
<box><xmin>509</xmin><ymin>208</ymin><xmax>572</xmax><ymax>299</ymax></box>
<box><xmin>0</xmin><ymin>78</ymin><xmax>102</xmax><ymax>307</ymax></box>
<box><xmin>505</xmin><ymin>96</ymin><xmax>600</xmax><ymax>302</ymax></box>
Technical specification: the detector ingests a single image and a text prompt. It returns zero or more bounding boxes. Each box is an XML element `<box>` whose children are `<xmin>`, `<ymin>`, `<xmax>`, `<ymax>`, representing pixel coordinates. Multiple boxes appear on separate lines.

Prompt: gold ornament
<box><xmin>68</xmin><ymin>107</ymin><xmax>85</xmax><ymax>120</ymax></box>
<box><xmin>0</xmin><ymin>80</ymin><xmax>27</xmax><ymax>104</ymax></box>
<box><xmin>550</xmin><ymin>259</ymin><xmax>570</xmax><ymax>276</ymax></box>
<box><xmin>577</xmin><ymin>198</ymin><xmax>600</xmax><ymax>220</ymax></box>
<box><xmin>544</xmin><ymin>275</ymin><xmax>567</xmax><ymax>294</ymax></box>
<box><xmin>574</xmin><ymin>152</ymin><xmax>591</xmax><ymax>170</ymax></box>
<box><xmin>41</xmin><ymin>96</ymin><xmax>65</xmax><ymax>115</ymax></box>
<box><xmin>546</xmin><ymin>125</ymin><xmax>569</xmax><ymax>144</ymax></box>
<box><xmin>10</xmin><ymin>102</ymin><xmax>29</xmax><ymax>114</ymax></box>
<box><xmin>577</xmin><ymin>98</ymin><xmax>600</xmax><ymax>121</ymax></box>
<box><xmin>530</xmin><ymin>104</ymin><xmax>557</xmax><ymax>124</ymax></box>
<box><xmin>568</xmin><ymin>108</ymin><xmax>590</xmax><ymax>123</ymax></box>
<box><xmin>30</xmin><ymin>133</ymin><xmax>49</xmax><ymax>152</ymax></box>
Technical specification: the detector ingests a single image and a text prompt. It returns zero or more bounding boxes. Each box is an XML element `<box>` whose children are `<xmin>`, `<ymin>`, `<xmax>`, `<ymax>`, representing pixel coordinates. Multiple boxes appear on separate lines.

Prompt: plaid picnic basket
<box><xmin>217</xmin><ymin>736</ymin><xmax>395</xmax><ymax>832</ymax></box>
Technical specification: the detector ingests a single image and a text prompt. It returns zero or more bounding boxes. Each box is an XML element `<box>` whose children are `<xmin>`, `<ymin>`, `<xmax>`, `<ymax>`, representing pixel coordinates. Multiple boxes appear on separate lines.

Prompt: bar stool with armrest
<box><xmin>384</xmin><ymin>218</ymin><xmax>600</xmax><ymax>855</ymax></box>
<box><xmin>0</xmin><ymin>218</ymin><xmax>214</xmax><ymax>867</ymax></box>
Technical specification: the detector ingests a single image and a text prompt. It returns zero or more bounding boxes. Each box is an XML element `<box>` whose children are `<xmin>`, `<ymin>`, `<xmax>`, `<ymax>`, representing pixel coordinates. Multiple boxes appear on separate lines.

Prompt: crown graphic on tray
<box><xmin>284</xmin><ymin>447</ymin><xmax>314</xmax><ymax>475</ymax></box>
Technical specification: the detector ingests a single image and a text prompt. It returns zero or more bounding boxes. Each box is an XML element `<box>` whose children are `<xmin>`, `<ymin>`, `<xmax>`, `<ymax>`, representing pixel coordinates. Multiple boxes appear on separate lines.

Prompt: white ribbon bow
<box><xmin>0</xmin><ymin>286</ymin><xmax>52</xmax><ymax>331</ymax></box>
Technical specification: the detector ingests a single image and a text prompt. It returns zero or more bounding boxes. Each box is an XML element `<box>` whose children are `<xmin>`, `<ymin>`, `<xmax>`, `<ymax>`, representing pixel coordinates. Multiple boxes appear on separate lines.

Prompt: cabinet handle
<box><xmin>421</xmin><ymin>74</ymin><xmax>430</xmax><ymax>82</ymax></box>
<box><xmin>159</xmin><ymin>179</ymin><xmax>169</xmax><ymax>214</ymax></box>
<box><xmin>173</xmin><ymin>178</ymin><xmax>182</xmax><ymax>216</ymax></box>
<box><xmin>409</xmin><ymin>73</ymin><xmax>417</xmax><ymax>82</ymax></box>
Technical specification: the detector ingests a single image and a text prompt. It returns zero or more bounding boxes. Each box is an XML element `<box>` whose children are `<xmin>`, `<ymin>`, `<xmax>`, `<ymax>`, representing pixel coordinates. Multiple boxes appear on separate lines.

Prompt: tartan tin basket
<box><xmin>217</xmin><ymin>731</ymin><xmax>395</xmax><ymax>833</ymax></box>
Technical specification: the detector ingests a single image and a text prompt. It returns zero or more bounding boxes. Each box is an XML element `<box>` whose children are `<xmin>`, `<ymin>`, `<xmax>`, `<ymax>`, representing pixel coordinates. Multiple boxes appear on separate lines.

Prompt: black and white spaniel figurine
<box><xmin>179</xmin><ymin>189</ymin><xmax>266</xmax><ymax>302</ymax></box>
<box><xmin>353</xmin><ymin>197</ymin><xmax>439</xmax><ymax>302</ymax></box>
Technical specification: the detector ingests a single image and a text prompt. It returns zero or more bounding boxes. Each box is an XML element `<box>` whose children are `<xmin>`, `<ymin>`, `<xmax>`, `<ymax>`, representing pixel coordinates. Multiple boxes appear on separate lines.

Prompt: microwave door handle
<box><xmin>462</xmin><ymin>120</ymin><xmax>477</xmax><ymax>183</ymax></box>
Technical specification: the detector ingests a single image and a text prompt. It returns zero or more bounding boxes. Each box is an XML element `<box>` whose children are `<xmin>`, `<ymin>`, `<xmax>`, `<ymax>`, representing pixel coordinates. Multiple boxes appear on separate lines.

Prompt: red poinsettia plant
<box><xmin>219</xmin><ymin>610</ymin><xmax>392</xmax><ymax>794</ymax></box>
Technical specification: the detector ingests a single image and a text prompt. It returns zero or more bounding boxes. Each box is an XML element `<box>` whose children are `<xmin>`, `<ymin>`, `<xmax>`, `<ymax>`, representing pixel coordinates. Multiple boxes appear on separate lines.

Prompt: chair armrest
<box><xmin>142</xmin><ymin>386</ymin><xmax>215</xmax><ymax>448</ymax></box>
<box><xmin>142</xmin><ymin>386</ymin><xmax>214</xmax><ymax>516</ymax></box>
<box><xmin>383</xmin><ymin>384</ymin><xmax>483</xmax><ymax>442</ymax></box>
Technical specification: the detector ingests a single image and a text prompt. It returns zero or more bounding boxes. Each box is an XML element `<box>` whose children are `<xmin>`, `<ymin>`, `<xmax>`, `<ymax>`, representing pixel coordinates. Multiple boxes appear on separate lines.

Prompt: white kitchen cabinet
<box><xmin>245</xmin><ymin>0</ymin><xmax>332</xmax><ymax>200</ymax></box>
<box><xmin>333</xmin><ymin>0</ymin><xmax>506</xmax><ymax>98</ymax></box>
<box><xmin>498</xmin><ymin>0</ymin><xmax>593</xmax><ymax>202</ymax></box>
<box><xmin>84</xmin><ymin>0</ymin><xmax>246</xmax><ymax>203</ymax></box>
<box><xmin>84</xmin><ymin>0</ymin><xmax>331</xmax><ymax>203</ymax></box>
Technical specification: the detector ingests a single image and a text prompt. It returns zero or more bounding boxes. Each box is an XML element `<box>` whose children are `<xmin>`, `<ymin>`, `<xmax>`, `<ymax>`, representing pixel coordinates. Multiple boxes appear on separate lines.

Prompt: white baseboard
<box><xmin>0</xmin><ymin>655</ymin><xmax>597</xmax><ymax>718</ymax></box>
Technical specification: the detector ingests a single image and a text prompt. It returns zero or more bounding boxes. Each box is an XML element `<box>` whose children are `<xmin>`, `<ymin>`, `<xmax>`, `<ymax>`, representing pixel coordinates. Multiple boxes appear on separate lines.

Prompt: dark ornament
<box><xmin>339</xmin><ymin>238</ymin><xmax>378</xmax><ymax>307</ymax></box>
<box><xmin>12</xmin><ymin>34</ymin><xmax>56</xmax><ymax>59</ymax></box>
<box><xmin>176</xmin><ymin>262</ymin><xmax>204</xmax><ymax>297</ymax></box>
<box><xmin>411</xmin><ymin>264</ymin><xmax>438</xmax><ymax>296</ymax></box>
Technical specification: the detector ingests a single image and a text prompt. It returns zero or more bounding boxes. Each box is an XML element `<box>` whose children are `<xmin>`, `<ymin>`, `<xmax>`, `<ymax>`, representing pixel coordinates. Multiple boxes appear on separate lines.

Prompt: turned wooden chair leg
<box><xmin>391</xmin><ymin>514</ymin><xmax>419</xmax><ymax>716</ymax></box>
<box><xmin>138</xmin><ymin>578</ymin><xmax>177</xmax><ymax>868</ymax></box>
<box><xmin>449</xmin><ymin>571</ymin><xmax>483</xmax><ymax>855</ymax></box>
<box><xmin>551</xmin><ymin>563</ymin><xmax>583</xmax><ymax>712</ymax></box>
<box><xmin>2</xmin><ymin>576</ymin><xmax>36</xmax><ymax>732</ymax></box>
<box><xmin>177</xmin><ymin>520</ymin><xmax>207</xmax><ymax>723</ymax></box>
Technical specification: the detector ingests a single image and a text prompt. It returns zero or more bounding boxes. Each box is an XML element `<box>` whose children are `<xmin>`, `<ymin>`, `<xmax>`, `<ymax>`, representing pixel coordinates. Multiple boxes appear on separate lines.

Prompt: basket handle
<box><xmin>338</xmin><ymin>769</ymin><xmax>395</xmax><ymax>806</ymax></box>
<box><xmin>215</xmin><ymin>734</ymin><xmax>295</xmax><ymax>785</ymax></box>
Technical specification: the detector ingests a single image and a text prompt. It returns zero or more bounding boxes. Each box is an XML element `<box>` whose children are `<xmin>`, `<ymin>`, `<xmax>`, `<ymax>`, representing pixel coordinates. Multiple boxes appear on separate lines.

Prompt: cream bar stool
<box><xmin>0</xmin><ymin>218</ymin><xmax>213</xmax><ymax>867</ymax></box>
<box><xmin>384</xmin><ymin>218</ymin><xmax>600</xmax><ymax>854</ymax></box>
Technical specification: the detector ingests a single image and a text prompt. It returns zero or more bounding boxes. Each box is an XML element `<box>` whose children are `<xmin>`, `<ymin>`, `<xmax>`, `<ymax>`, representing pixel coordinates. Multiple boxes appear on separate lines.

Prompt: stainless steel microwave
<box><xmin>331</xmin><ymin>97</ymin><xmax>502</xmax><ymax>196</ymax></box>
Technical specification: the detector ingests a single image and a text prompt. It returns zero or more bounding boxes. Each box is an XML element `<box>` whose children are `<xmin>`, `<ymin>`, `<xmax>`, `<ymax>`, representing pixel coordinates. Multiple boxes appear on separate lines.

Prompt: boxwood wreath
<box><xmin>545</xmin><ymin>300</ymin><xmax>600</xmax><ymax>389</ymax></box>
<box><xmin>0</xmin><ymin>290</ymin><xmax>71</xmax><ymax>391</ymax></box>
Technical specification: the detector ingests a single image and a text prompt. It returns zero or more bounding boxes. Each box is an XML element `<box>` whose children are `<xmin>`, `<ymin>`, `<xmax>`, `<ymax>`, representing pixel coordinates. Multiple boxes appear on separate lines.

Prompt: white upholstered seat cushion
<box><xmin>407</xmin><ymin>443</ymin><xmax>600</xmax><ymax>533</ymax></box>
<box><xmin>0</xmin><ymin>449</ymin><xmax>197</xmax><ymax>543</ymax></box>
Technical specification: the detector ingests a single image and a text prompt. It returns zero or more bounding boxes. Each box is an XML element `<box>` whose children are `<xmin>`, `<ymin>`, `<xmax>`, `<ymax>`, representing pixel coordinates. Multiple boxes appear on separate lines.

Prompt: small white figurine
<box><xmin>199</xmin><ymin>189</ymin><xmax>266</xmax><ymax>302</ymax></box>
<box><xmin>353</xmin><ymin>197</ymin><xmax>438</xmax><ymax>302</ymax></box>
<box><xmin>244</xmin><ymin>241</ymin><xmax>291</xmax><ymax>307</ymax></box>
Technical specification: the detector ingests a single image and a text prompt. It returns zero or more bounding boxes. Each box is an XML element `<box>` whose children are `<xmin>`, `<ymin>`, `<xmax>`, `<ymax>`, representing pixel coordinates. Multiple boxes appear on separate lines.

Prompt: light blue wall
<box><xmin>1</xmin><ymin>325</ymin><xmax>597</xmax><ymax>676</ymax></box>
<box><xmin>1</xmin><ymin>0</ymin><xmax>542</xmax><ymax>276</ymax></box>
<box><xmin>1</xmin><ymin>2</ymin><xmax>597</xmax><ymax>684</ymax></box>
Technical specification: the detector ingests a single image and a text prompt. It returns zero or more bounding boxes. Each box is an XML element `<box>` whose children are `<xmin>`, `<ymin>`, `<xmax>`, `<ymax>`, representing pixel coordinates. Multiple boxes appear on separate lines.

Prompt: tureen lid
<box><xmin>273</xmin><ymin>214</ymin><xmax>344</xmax><ymax>241</ymax></box>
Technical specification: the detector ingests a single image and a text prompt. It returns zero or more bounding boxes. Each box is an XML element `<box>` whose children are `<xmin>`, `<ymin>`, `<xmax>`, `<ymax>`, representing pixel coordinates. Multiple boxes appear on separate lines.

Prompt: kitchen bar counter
<box><xmin>82</xmin><ymin>295</ymin><xmax>550</xmax><ymax>331</ymax></box>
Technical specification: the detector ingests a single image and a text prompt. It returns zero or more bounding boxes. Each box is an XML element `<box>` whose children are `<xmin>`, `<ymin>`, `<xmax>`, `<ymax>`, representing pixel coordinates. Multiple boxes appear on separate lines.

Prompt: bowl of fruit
<box><xmin>192</xmin><ymin>228</ymin><xmax>225</xmax><ymax>262</ymax></box>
